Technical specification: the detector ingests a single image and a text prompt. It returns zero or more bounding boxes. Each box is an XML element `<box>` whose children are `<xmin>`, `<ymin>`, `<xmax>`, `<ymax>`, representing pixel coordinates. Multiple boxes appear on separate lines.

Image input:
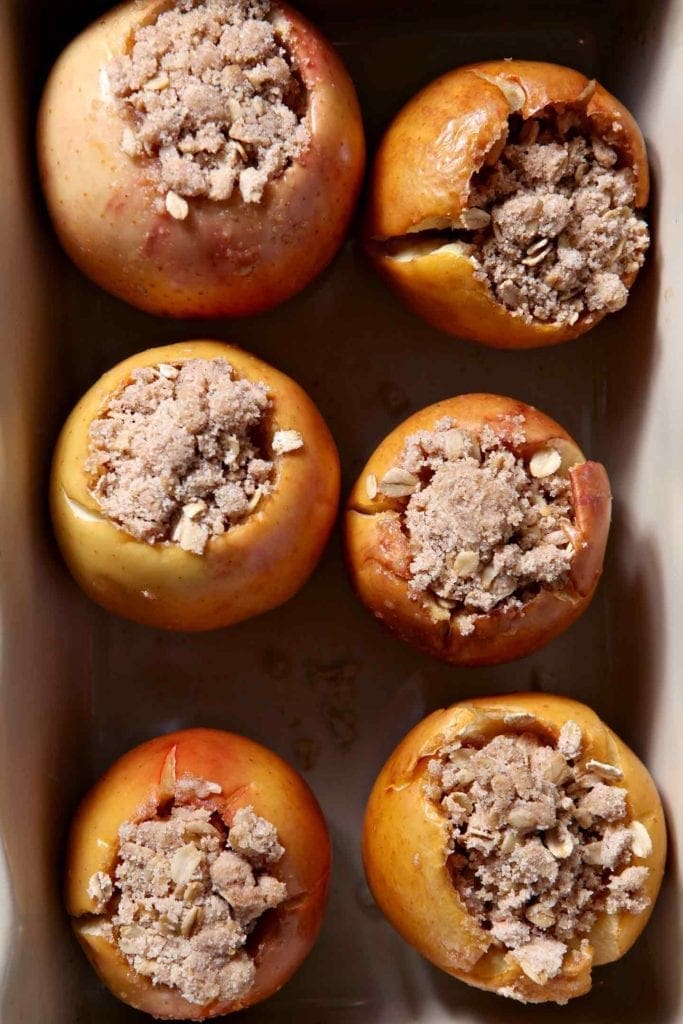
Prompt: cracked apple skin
<box><xmin>364</xmin><ymin>60</ymin><xmax>648</xmax><ymax>348</ymax></box>
<box><xmin>67</xmin><ymin>728</ymin><xmax>331</xmax><ymax>1020</ymax></box>
<box><xmin>363</xmin><ymin>693</ymin><xmax>666</xmax><ymax>1005</ymax></box>
<box><xmin>51</xmin><ymin>341</ymin><xmax>340</xmax><ymax>631</ymax></box>
<box><xmin>345</xmin><ymin>394</ymin><xmax>611</xmax><ymax>666</ymax></box>
<box><xmin>37</xmin><ymin>0</ymin><xmax>365</xmax><ymax>317</ymax></box>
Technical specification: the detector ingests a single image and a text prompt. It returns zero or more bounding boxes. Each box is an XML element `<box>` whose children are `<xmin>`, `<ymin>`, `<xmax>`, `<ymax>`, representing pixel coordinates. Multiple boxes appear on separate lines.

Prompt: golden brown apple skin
<box><xmin>51</xmin><ymin>340</ymin><xmax>340</xmax><ymax>630</ymax></box>
<box><xmin>37</xmin><ymin>0</ymin><xmax>365</xmax><ymax>317</ymax></box>
<box><xmin>345</xmin><ymin>394</ymin><xmax>611</xmax><ymax>665</ymax></box>
<box><xmin>67</xmin><ymin>728</ymin><xmax>331</xmax><ymax>1020</ymax></box>
<box><xmin>365</xmin><ymin>60</ymin><xmax>649</xmax><ymax>348</ymax></box>
<box><xmin>363</xmin><ymin>693</ymin><xmax>666</xmax><ymax>1005</ymax></box>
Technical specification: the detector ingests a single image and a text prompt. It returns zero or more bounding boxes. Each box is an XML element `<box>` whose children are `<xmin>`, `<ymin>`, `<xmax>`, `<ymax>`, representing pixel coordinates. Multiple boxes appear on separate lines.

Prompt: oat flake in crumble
<box><xmin>425</xmin><ymin>723</ymin><xmax>650</xmax><ymax>989</ymax></box>
<box><xmin>107</xmin><ymin>0</ymin><xmax>310</xmax><ymax>207</ymax></box>
<box><xmin>86</xmin><ymin>357</ymin><xmax>302</xmax><ymax>555</ymax></box>
<box><xmin>463</xmin><ymin>111</ymin><xmax>649</xmax><ymax>325</ymax></box>
<box><xmin>380</xmin><ymin>416</ymin><xmax>577</xmax><ymax>635</ymax></box>
<box><xmin>88</xmin><ymin>790</ymin><xmax>287</xmax><ymax>1007</ymax></box>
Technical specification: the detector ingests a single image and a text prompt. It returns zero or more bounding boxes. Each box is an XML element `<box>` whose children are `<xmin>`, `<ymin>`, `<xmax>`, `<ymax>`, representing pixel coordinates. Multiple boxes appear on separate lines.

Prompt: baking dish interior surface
<box><xmin>0</xmin><ymin>0</ymin><xmax>681</xmax><ymax>1020</ymax></box>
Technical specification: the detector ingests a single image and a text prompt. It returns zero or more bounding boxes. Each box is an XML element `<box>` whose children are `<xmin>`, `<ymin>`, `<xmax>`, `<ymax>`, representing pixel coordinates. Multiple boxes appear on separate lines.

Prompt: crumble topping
<box><xmin>88</xmin><ymin>871</ymin><xmax>113</xmax><ymax>913</ymax></box>
<box><xmin>87</xmin><ymin>791</ymin><xmax>287</xmax><ymax>1008</ymax></box>
<box><xmin>373</xmin><ymin>416</ymin><xmax>577</xmax><ymax>634</ymax></box>
<box><xmin>85</xmin><ymin>357</ymin><xmax>303</xmax><ymax>555</ymax></box>
<box><xmin>107</xmin><ymin>0</ymin><xmax>310</xmax><ymax>209</ymax></box>
<box><xmin>463</xmin><ymin>111</ymin><xmax>649</xmax><ymax>325</ymax></box>
<box><xmin>425</xmin><ymin>721</ymin><xmax>651</xmax><ymax>991</ymax></box>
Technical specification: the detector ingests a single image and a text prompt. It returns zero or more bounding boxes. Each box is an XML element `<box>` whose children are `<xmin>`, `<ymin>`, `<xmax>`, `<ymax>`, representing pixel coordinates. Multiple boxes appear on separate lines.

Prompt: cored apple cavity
<box><xmin>388</xmin><ymin>104</ymin><xmax>649</xmax><ymax>328</ymax></box>
<box><xmin>107</xmin><ymin>0</ymin><xmax>311</xmax><ymax>214</ymax></box>
<box><xmin>85</xmin><ymin>357</ymin><xmax>303</xmax><ymax>554</ymax></box>
<box><xmin>370</xmin><ymin>416</ymin><xmax>579</xmax><ymax>635</ymax></box>
<box><xmin>425</xmin><ymin>720</ymin><xmax>652</xmax><ymax>988</ymax></box>
<box><xmin>87</xmin><ymin>777</ymin><xmax>288</xmax><ymax>1007</ymax></box>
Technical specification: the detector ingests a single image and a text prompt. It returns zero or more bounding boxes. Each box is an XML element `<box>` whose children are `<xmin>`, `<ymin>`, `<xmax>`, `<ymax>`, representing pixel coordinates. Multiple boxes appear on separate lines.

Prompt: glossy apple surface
<box><xmin>365</xmin><ymin>60</ymin><xmax>648</xmax><ymax>348</ymax></box>
<box><xmin>51</xmin><ymin>340</ymin><xmax>340</xmax><ymax>630</ymax></box>
<box><xmin>363</xmin><ymin>693</ymin><xmax>666</xmax><ymax>1004</ymax></box>
<box><xmin>345</xmin><ymin>394</ymin><xmax>611</xmax><ymax>665</ymax></box>
<box><xmin>38</xmin><ymin>0</ymin><xmax>365</xmax><ymax>317</ymax></box>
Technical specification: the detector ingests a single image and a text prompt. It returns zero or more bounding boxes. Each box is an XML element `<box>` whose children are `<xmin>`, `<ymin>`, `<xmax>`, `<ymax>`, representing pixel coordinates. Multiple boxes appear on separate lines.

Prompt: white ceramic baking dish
<box><xmin>1</xmin><ymin>0</ymin><xmax>680</xmax><ymax>1020</ymax></box>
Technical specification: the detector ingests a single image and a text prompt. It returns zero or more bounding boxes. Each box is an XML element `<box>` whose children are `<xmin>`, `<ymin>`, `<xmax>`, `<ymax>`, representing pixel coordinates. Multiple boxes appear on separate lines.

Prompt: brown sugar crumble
<box><xmin>463</xmin><ymin>110</ymin><xmax>650</xmax><ymax>324</ymax></box>
<box><xmin>85</xmin><ymin>357</ymin><xmax>303</xmax><ymax>555</ymax></box>
<box><xmin>107</xmin><ymin>0</ymin><xmax>310</xmax><ymax>210</ymax></box>
<box><xmin>425</xmin><ymin>721</ymin><xmax>651</xmax><ymax>994</ymax></box>
<box><xmin>87</xmin><ymin>780</ymin><xmax>287</xmax><ymax>1007</ymax></box>
<box><xmin>374</xmin><ymin>416</ymin><xmax>577</xmax><ymax>635</ymax></box>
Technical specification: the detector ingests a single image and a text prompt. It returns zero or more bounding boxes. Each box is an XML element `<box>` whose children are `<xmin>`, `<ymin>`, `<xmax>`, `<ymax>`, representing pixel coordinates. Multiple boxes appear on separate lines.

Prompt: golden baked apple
<box><xmin>345</xmin><ymin>393</ymin><xmax>611</xmax><ymax>665</ymax></box>
<box><xmin>67</xmin><ymin>728</ymin><xmax>331</xmax><ymax>1019</ymax></box>
<box><xmin>38</xmin><ymin>0</ymin><xmax>365</xmax><ymax>317</ymax></box>
<box><xmin>365</xmin><ymin>60</ymin><xmax>649</xmax><ymax>348</ymax></box>
<box><xmin>364</xmin><ymin>693</ymin><xmax>666</xmax><ymax>1004</ymax></box>
<box><xmin>51</xmin><ymin>340</ymin><xmax>340</xmax><ymax>630</ymax></box>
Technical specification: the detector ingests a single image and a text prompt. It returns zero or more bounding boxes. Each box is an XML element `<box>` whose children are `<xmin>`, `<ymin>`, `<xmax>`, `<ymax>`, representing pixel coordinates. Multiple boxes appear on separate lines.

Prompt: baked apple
<box><xmin>363</xmin><ymin>693</ymin><xmax>666</xmax><ymax>1004</ymax></box>
<box><xmin>51</xmin><ymin>340</ymin><xmax>340</xmax><ymax>630</ymax></box>
<box><xmin>38</xmin><ymin>0</ymin><xmax>365</xmax><ymax>317</ymax></box>
<box><xmin>365</xmin><ymin>60</ymin><xmax>649</xmax><ymax>348</ymax></box>
<box><xmin>345</xmin><ymin>393</ymin><xmax>611</xmax><ymax>665</ymax></box>
<box><xmin>67</xmin><ymin>728</ymin><xmax>331</xmax><ymax>1019</ymax></box>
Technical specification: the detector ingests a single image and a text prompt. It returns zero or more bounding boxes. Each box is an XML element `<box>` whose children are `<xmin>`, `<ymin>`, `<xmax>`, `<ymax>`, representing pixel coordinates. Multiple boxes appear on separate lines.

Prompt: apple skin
<box><xmin>38</xmin><ymin>0</ymin><xmax>365</xmax><ymax>317</ymax></box>
<box><xmin>51</xmin><ymin>340</ymin><xmax>341</xmax><ymax>631</ymax></box>
<box><xmin>363</xmin><ymin>693</ymin><xmax>666</xmax><ymax>1004</ymax></box>
<box><xmin>68</xmin><ymin>727</ymin><xmax>332</xmax><ymax>1019</ymax></box>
